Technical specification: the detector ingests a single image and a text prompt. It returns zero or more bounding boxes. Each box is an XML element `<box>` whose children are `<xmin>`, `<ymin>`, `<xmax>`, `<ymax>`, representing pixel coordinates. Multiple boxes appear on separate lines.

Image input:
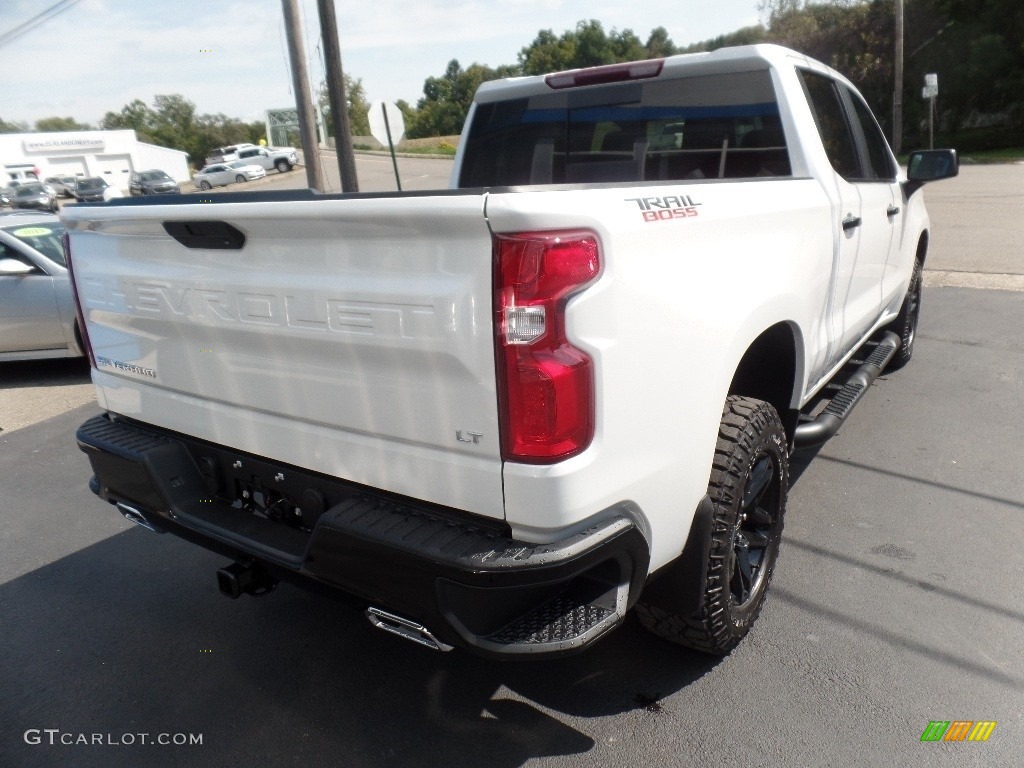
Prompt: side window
<box><xmin>798</xmin><ymin>70</ymin><xmax>861</xmax><ymax>180</ymax></box>
<box><xmin>846</xmin><ymin>89</ymin><xmax>897</xmax><ymax>180</ymax></box>
<box><xmin>0</xmin><ymin>243</ymin><xmax>39</xmax><ymax>271</ymax></box>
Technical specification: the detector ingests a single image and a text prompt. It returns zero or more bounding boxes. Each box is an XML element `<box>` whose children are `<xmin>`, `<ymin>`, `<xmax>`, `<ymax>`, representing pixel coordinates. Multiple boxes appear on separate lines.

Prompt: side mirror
<box><xmin>904</xmin><ymin>148</ymin><xmax>958</xmax><ymax>196</ymax></box>
<box><xmin>0</xmin><ymin>258</ymin><xmax>35</xmax><ymax>276</ymax></box>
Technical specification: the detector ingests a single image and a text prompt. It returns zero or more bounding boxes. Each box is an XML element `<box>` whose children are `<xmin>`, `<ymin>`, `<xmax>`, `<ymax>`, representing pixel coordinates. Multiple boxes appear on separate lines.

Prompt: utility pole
<box><xmin>893</xmin><ymin>0</ymin><xmax>904</xmax><ymax>155</ymax></box>
<box><xmin>281</xmin><ymin>0</ymin><xmax>326</xmax><ymax>191</ymax></box>
<box><xmin>316</xmin><ymin>0</ymin><xmax>359</xmax><ymax>192</ymax></box>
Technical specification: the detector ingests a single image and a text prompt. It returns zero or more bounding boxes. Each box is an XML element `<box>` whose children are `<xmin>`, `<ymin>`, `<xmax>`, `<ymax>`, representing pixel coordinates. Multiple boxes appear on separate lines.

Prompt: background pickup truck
<box><xmin>63</xmin><ymin>44</ymin><xmax>957</xmax><ymax>659</ymax></box>
<box><xmin>233</xmin><ymin>145</ymin><xmax>299</xmax><ymax>173</ymax></box>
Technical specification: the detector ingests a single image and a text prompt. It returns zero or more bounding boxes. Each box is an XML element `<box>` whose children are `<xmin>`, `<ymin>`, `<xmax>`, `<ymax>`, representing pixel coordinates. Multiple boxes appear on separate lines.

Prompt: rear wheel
<box><xmin>235</xmin><ymin>174</ymin><xmax>246</xmax><ymax>184</ymax></box>
<box><xmin>884</xmin><ymin>257</ymin><xmax>923</xmax><ymax>371</ymax></box>
<box><xmin>275</xmin><ymin>159</ymin><xmax>291</xmax><ymax>173</ymax></box>
<box><xmin>636</xmin><ymin>396</ymin><xmax>789</xmax><ymax>655</ymax></box>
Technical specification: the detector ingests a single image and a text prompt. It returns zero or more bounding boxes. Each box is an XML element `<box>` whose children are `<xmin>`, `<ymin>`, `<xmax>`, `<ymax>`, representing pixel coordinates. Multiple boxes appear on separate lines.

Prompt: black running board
<box><xmin>793</xmin><ymin>331</ymin><xmax>901</xmax><ymax>449</ymax></box>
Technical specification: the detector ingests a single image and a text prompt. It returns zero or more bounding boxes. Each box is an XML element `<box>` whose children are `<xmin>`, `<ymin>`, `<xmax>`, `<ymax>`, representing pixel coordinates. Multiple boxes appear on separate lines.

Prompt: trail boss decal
<box><xmin>625</xmin><ymin>195</ymin><xmax>702</xmax><ymax>223</ymax></box>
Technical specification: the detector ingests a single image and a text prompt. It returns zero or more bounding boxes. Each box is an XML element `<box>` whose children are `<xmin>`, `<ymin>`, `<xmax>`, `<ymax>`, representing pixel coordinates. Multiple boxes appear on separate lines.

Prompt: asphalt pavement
<box><xmin>1</xmin><ymin>286</ymin><xmax>1020</xmax><ymax>768</ymax></box>
<box><xmin>1</xmin><ymin>163</ymin><xmax>1022</xmax><ymax>768</ymax></box>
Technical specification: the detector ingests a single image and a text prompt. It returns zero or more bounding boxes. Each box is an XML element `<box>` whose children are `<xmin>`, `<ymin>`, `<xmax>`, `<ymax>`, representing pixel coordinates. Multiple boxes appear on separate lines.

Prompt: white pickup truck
<box><xmin>233</xmin><ymin>145</ymin><xmax>300</xmax><ymax>173</ymax></box>
<box><xmin>64</xmin><ymin>44</ymin><xmax>957</xmax><ymax>658</ymax></box>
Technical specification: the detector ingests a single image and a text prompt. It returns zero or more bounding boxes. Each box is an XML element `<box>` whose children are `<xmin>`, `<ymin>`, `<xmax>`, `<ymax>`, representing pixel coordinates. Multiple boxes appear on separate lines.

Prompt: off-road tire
<box><xmin>636</xmin><ymin>396</ymin><xmax>789</xmax><ymax>655</ymax></box>
<box><xmin>884</xmin><ymin>257</ymin><xmax>923</xmax><ymax>371</ymax></box>
<box><xmin>275</xmin><ymin>159</ymin><xmax>291</xmax><ymax>173</ymax></box>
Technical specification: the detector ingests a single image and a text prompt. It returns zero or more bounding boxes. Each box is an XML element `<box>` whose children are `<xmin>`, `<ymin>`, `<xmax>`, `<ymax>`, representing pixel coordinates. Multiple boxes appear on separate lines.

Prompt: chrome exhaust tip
<box><xmin>116</xmin><ymin>502</ymin><xmax>163</xmax><ymax>533</ymax></box>
<box><xmin>366</xmin><ymin>607</ymin><xmax>453</xmax><ymax>652</ymax></box>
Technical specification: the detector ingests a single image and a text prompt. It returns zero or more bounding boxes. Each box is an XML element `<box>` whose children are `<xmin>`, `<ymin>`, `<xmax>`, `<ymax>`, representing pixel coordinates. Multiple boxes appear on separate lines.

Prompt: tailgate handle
<box><xmin>163</xmin><ymin>220</ymin><xmax>245</xmax><ymax>250</ymax></box>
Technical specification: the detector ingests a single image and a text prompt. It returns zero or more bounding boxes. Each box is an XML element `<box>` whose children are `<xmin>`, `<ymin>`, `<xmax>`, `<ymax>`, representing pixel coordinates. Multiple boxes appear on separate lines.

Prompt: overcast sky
<box><xmin>2</xmin><ymin>0</ymin><xmax>763</xmax><ymax>126</ymax></box>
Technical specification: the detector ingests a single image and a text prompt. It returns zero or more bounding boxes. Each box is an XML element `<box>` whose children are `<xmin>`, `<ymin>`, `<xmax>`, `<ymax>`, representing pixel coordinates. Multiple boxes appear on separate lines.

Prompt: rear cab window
<box><xmin>459</xmin><ymin>69</ymin><xmax>791</xmax><ymax>187</ymax></box>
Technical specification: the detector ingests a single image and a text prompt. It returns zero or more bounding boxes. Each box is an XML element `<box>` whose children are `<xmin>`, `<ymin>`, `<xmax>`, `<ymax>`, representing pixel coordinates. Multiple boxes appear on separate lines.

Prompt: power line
<box><xmin>0</xmin><ymin>0</ymin><xmax>83</xmax><ymax>50</ymax></box>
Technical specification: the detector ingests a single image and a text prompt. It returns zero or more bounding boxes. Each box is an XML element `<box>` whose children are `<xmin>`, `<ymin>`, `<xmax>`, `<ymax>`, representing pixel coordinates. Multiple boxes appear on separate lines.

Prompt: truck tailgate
<box><xmin>62</xmin><ymin>193</ymin><xmax>505</xmax><ymax>519</ymax></box>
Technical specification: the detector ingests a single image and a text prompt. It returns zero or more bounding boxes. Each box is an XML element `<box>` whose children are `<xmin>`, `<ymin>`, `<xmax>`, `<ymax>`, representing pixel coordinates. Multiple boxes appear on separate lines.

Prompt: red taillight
<box><xmin>63</xmin><ymin>230</ymin><xmax>96</xmax><ymax>368</ymax></box>
<box><xmin>494</xmin><ymin>231</ymin><xmax>600</xmax><ymax>462</ymax></box>
<box><xmin>544</xmin><ymin>59</ymin><xmax>664</xmax><ymax>90</ymax></box>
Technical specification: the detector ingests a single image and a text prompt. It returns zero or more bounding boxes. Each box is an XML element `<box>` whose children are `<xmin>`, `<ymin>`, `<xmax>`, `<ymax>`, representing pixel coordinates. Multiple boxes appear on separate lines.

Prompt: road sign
<box><xmin>367</xmin><ymin>101</ymin><xmax>406</xmax><ymax>191</ymax></box>
<box><xmin>923</xmin><ymin>85</ymin><xmax>938</xmax><ymax>99</ymax></box>
<box><xmin>368</xmin><ymin>101</ymin><xmax>405</xmax><ymax>147</ymax></box>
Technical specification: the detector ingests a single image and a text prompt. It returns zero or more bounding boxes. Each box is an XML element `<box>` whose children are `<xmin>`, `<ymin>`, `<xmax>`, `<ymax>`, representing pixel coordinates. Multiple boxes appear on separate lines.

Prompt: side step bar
<box><xmin>793</xmin><ymin>331</ymin><xmax>901</xmax><ymax>449</ymax></box>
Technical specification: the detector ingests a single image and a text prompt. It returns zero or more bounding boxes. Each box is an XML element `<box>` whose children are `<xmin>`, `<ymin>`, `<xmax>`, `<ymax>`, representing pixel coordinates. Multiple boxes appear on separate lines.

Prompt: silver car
<box><xmin>44</xmin><ymin>175</ymin><xmax>79</xmax><ymax>198</ymax></box>
<box><xmin>0</xmin><ymin>212</ymin><xmax>83</xmax><ymax>361</ymax></box>
<box><xmin>192</xmin><ymin>160</ymin><xmax>266</xmax><ymax>190</ymax></box>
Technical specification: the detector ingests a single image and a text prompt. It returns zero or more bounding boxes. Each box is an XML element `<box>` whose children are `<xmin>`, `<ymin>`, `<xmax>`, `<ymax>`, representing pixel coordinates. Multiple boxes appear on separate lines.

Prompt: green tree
<box><xmin>755</xmin><ymin>1</ymin><xmax>909</xmax><ymax>140</ymax></box>
<box><xmin>190</xmin><ymin>113</ymin><xmax>260</xmax><ymax>162</ymax></box>
<box><xmin>519</xmin><ymin>20</ymin><xmax>621</xmax><ymax>75</ymax></box>
<box><xmin>409</xmin><ymin>60</ymin><xmax>518</xmax><ymax>137</ymax></box>
<box><xmin>519</xmin><ymin>20</ymin><xmax>683</xmax><ymax>76</ymax></box>
<box><xmin>243</xmin><ymin>121</ymin><xmax>266</xmax><ymax>146</ymax></box>
<box><xmin>0</xmin><ymin>117</ymin><xmax>29</xmax><ymax>133</ymax></box>
<box><xmin>645</xmin><ymin>27</ymin><xmax>679</xmax><ymax>58</ymax></box>
<box><xmin>101</xmin><ymin>99</ymin><xmax>159</xmax><ymax>143</ymax></box>
<box><xmin>149</xmin><ymin>94</ymin><xmax>197</xmax><ymax>154</ymax></box>
<box><xmin>34</xmin><ymin>116</ymin><xmax>92</xmax><ymax>132</ymax></box>
<box><xmin>754</xmin><ymin>0</ymin><xmax>1022</xmax><ymax>149</ymax></box>
<box><xmin>317</xmin><ymin>73</ymin><xmax>371</xmax><ymax>137</ymax></box>
<box><xmin>102</xmin><ymin>99</ymin><xmax>154</xmax><ymax>132</ymax></box>
<box><xmin>680</xmin><ymin>25</ymin><xmax>767</xmax><ymax>54</ymax></box>
<box><xmin>395</xmin><ymin>99</ymin><xmax>418</xmax><ymax>132</ymax></box>
<box><xmin>518</xmin><ymin>29</ymin><xmax>575</xmax><ymax>75</ymax></box>
<box><xmin>99</xmin><ymin>94</ymin><xmax>271</xmax><ymax>163</ymax></box>
<box><xmin>935</xmin><ymin>0</ymin><xmax>1024</xmax><ymax>139</ymax></box>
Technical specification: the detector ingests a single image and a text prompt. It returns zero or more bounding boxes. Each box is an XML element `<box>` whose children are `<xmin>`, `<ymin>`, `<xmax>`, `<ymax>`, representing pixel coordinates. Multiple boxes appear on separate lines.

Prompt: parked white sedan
<box><xmin>192</xmin><ymin>160</ymin><xmax>266</xmax><ymax>190</ymax></box>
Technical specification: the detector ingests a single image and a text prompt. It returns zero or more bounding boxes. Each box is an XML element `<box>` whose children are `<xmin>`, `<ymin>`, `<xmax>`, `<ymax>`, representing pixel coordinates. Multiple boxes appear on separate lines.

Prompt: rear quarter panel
<box><xmin>487</xmin><ymin>179</ymin><xmax>832</xmax><ymax>569</ymax></box>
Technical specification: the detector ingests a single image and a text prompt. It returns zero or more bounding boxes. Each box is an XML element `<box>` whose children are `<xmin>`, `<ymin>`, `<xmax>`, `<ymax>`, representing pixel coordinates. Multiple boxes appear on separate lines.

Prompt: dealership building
<box><xmin>0</xmin><ymin>130</ymin><xmax>190</xmax><ymax>190</ymax></box>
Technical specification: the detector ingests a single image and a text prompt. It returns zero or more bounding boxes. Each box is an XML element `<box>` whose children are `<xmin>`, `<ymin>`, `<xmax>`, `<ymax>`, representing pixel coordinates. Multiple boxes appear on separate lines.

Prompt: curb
<box><xmin>326</xmin><ymin>148</ymin><xmax>455</xmax><ymax>161</ymax></box>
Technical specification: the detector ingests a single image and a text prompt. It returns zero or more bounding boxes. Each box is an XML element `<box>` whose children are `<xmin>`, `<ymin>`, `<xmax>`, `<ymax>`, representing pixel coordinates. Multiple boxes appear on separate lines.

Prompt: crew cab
<box><xmin>204</xmin><ymin>143</ymin><xmax>259</xmax><ymax>165</ymax></box>
<box><xmin>63</xmin><ymin>45</ymin><xmax>956</xmax><ymax>658</ymax></box>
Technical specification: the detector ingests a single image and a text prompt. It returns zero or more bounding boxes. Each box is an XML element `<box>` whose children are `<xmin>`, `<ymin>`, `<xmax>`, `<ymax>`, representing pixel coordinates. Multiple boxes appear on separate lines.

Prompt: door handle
<box><xmin>887</xmin><ymin>205</ymin><xmax>901</xmax><ymax>217</ymax></box>
<box><xmin>842</xmin><ymin>215</ymin><xmax>862</xmax><ymax>231</ymax></box>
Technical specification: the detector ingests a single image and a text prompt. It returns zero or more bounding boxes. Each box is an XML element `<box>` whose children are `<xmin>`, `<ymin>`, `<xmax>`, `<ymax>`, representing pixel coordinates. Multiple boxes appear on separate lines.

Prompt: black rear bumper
<box><xmin>76</xmin><ymin>414</ymin><xmax>650</xmax><ymax>657</ymax></box>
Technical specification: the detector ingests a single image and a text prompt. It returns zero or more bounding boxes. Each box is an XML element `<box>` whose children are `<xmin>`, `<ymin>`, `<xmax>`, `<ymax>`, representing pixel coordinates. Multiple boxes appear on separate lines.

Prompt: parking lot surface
<box><xmin>1</xmin><ymin>164</ymin><xmax>1022</xmax><ymax>768</ymax></box>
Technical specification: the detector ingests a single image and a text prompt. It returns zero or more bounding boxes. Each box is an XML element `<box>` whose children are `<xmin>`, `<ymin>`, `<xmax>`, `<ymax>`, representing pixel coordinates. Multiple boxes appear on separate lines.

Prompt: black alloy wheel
<box><xmin>731</xmin><ymin>451</ymin><xmax>784</xmax><ymax>608</ymax></box>
<box><xmin>635</xmin><ymin>396</ymin><xmax>789</xmax><ymax>655</ymax></box>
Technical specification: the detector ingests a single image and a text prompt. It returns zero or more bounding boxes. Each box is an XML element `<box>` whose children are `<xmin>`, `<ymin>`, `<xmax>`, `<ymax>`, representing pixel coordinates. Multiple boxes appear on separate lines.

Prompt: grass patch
<box><xmin>399</xmin><ymin>144</ymin><xmax>457</xmax><ymax>156</ymax></box>
<box><xmin>958</xmin><ymin>147</ymin><xmax>1024</xmax><ymax>164</ymax></box>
